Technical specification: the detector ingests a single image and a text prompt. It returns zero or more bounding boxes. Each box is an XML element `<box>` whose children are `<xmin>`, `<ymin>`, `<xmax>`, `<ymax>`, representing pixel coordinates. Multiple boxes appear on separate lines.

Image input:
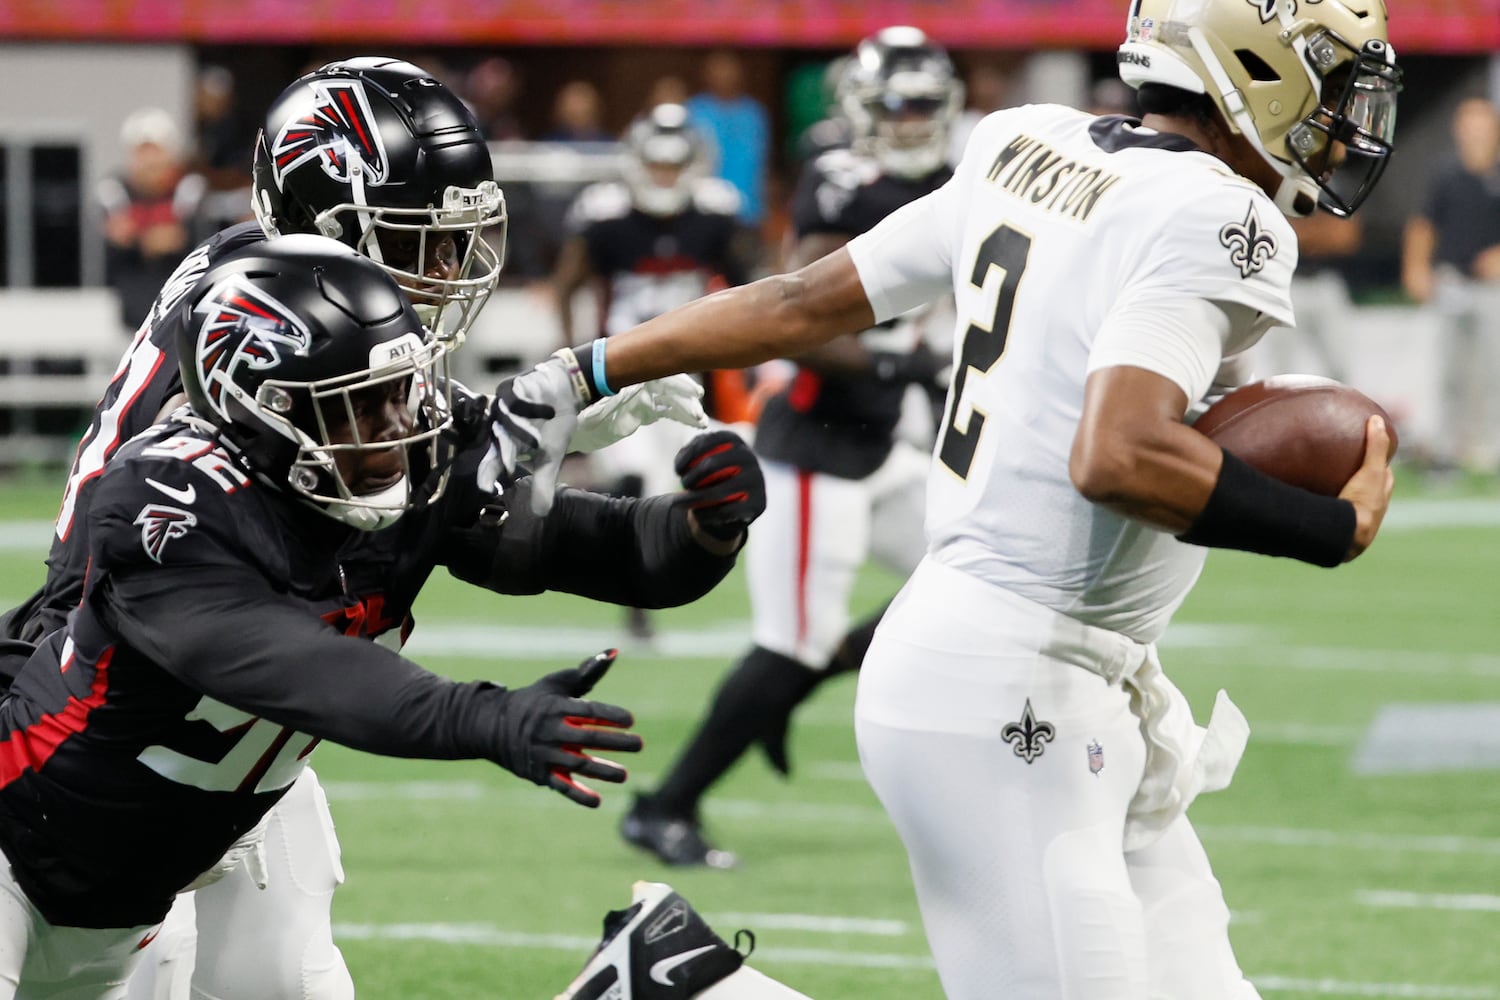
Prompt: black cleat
<box><xmin>621</xmin><ymin>798</ymin><xmax>739</xmax><ymax>870</ymax></box>
<box><xmin>554</xmin><ymin>881</ymin><xmax>752</xmax><ymax>1000</ymax></box>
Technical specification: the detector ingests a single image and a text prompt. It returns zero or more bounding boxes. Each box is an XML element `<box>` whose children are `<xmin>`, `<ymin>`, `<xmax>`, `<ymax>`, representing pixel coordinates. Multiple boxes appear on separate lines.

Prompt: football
<box><xmin>1193</xmin><ymin>375</ymin><xmax>1399</xmax><ymax>496</ymax></box>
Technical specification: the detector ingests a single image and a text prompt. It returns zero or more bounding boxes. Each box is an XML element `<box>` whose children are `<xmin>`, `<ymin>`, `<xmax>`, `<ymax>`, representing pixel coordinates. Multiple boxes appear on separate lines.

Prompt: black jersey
<box><xmin>755</xmin><ymin>150</ymin><xmax>951</xmax><ymax>480</ymax></box>
<box><xmin>568</xmin><ymin>179</ymin><xmax>750</xmax><ymax>337</ymax></box>
<box><xmin>0</xmin><ymin>414</ymin><xmax>736</xmax><ymax>929</ymax></box>
<box><xmin>0</xmin><ymin>222</ymin><xmax>267</xmax><ymax>648</ymax></box>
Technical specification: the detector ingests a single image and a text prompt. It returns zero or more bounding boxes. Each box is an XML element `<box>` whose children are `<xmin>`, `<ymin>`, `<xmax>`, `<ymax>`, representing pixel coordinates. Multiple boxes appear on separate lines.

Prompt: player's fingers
<box><xmin>569</xmin><ymin>649</ymin><xmax>618</xmax><ymax>695</ymax></box>
<box><xmin>1362</xmin><ymin>415</ymin><xmax>1391</xmax><ymax>469</ymax></box>
<box><xmin>526</xmin><ymin>452</ymin><xmax>563</xmax><ymax>516</ymax></box>
<box><xmin>564</xmin><ymin>750</ymin><xmax>630</xmax><ymax>784</ymax></box>
<box><xmin>546</xmin><ymin>768</ymin><xmax>602</xmax><ymax>808</ymax></box>
<box><xmin>560</xmin><ymin>717</ymin><xmax>643</xmax><ymax>754</ymax></box>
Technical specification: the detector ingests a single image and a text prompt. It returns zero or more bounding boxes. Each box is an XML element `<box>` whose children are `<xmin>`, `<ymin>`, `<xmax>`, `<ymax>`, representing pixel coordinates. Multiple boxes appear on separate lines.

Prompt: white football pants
<box><xmin>0</xmin><ymin>849</ymin><xmax>154</xmax><ymax>999</ymax></box>
<box><xmin>855</xmin><ymin>559</ymin><xmax>1261</xmax><ymax>1000</ymax></box>
<box><xmin>747</xmin><ymin>445</ymin><xmax>928</xmax><ymax>666</ymax></box>
<box><xmin>126</xmin><ymin>768</ymin><xmax>352</xmax><ymax>1000</ymax></box>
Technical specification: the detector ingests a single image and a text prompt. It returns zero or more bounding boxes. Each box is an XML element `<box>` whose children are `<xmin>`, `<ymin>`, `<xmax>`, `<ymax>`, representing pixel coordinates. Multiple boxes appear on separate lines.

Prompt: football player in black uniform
<box><xmin>553</xmin><ymin>103</ymin><xmax>760</xmax><ymax>639</ymax></box>
<box><xmin>0</xmin><ymin>236</ymin><xmax>764</xmax><ymax>997</ymax></box>
<box><xmin>620</xmin><ymin>27</ymin><xmax>964</xmax><ymax>867</ymax></box>
<box><xmin>0</xmin><ymin>59</ymin><xmax>708</xmax><ymax>1000</ymax></box>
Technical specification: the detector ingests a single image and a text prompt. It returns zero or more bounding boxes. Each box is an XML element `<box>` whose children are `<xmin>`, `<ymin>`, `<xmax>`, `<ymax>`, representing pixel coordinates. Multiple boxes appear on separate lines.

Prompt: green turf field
<box><xmin>1</xmin><ymin>476</ymin><xmax>1497</xmax><ymax>999</ymax></box>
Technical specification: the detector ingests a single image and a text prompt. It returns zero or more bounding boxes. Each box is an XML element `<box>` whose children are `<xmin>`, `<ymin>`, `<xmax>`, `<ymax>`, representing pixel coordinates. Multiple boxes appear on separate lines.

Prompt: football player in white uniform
<box><xmin>503</xmin><ymin>0</ymin><xmax>1402</xmax><ymax>994</ymax></box>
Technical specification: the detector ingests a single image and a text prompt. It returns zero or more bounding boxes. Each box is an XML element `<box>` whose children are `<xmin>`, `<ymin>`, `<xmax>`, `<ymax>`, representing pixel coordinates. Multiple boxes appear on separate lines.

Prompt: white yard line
<box><xmin>329</xmin><ymin>922</ymin><xmax>1496</xmax><ymax>996</ymax></box>
<box><xmin>1356</xmin><ymin>889</ymin><xmax>1500</xmax><ymax>913</ymax></box>
<box><xmin>319</xmin><ymin>781</ymin><xmax>1500</xmax><ymax>858</ymax></box>
<box><xmin>1252</xmin><ymin>976</ymin><xmax>1500</xmax><ymax>999</ymax></box>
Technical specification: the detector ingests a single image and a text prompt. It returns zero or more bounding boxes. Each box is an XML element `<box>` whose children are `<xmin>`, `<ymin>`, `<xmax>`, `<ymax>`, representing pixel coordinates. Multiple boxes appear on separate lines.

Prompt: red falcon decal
<box><xmin>270</xmin><ymin>79</ymin><xmax>389</xmax><ymax>187</ymax></box>
<box><xmin>134</xmin><ymin>504</ymin><xmax>197</xmax><ymax>563</ymax></box>
<box><xmin>195</xmin><ymin>277</ymin><xmax>313</xmax><ymax>410</ymax></box>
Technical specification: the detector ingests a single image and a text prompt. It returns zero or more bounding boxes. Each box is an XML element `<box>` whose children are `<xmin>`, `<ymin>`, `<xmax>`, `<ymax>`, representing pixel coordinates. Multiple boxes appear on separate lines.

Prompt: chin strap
<box><xmin>322</xmin><ymin>476</ymin><xmax>411</xmax><ymax>531</ymax></box>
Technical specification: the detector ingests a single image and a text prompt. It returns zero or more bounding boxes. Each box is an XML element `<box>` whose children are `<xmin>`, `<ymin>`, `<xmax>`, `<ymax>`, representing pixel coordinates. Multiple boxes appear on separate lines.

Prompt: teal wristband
<box><xmin>590</xmin><ymin>337</ymin><xmax>616</xmax><ymax>397</ymax></box>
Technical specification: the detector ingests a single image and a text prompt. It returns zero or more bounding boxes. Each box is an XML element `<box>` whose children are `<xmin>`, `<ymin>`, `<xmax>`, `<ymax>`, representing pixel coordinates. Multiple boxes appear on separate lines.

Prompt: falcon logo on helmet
<box><xmin>134</xmin><ymin>504</ymin><xmax>197</xmax><ymax>563</ymax></box>
<box><xmin>270</xmin><ymin>80</ymin><xmax>389</xmax><ymax>188</ymax></box>
<box><xmin>194</xmin><ymin>278</ymin><xmax>312</xmax><ymax>412</ymax></box>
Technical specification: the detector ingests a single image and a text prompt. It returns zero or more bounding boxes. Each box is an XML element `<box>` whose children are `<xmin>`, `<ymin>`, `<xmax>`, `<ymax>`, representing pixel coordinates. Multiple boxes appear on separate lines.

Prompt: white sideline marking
<box><xmin>1357</xmin><ymin>889</ymin><xmax>1500</xmax><ymax>913</ymax></box>
<box><xmin>318</xmin><ymin>781</ymin><xmax>1500</xmax><ymax>858</ymax></box>
<box><xmin>330</xmin><ymin>923</ymin><xmax>1497</xmax><ymax>995</ymax></box>
<box><xmin>1253</xmin><ymin>976</ymin><xmax>1500</xmax><ymax>998</ymax></box>
<box><xmin>708</xmin><ymin>912</ymin><xmax>909</xmax><ymax>936</ymax></box>
<box><xmin>1</xmin><ymin>497</ymin><xmax>1495</xmax><ymax>554</ymax></box>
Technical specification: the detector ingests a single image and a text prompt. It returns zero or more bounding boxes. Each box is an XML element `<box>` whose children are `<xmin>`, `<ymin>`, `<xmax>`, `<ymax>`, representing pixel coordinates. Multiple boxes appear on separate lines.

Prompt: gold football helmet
<box><xmin>1117</xmin><ymin>0</ymin><xmax>1401</xmax><ymax>217</ymax></box>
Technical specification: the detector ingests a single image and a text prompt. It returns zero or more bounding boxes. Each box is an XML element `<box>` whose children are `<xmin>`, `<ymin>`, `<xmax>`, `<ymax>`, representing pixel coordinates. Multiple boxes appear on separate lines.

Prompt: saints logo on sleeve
<box><xmin>1218</xmin><ymin>203</ymin><xmax>1279</xmax><ymax>279</ymax></box>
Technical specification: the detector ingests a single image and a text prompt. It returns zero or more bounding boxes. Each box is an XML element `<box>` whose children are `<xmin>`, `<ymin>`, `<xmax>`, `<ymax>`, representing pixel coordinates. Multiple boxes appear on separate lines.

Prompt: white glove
<box><xmin>478</xmin><ymin>357</ymin><xmax>585</xmax><ymax>515</ymax></box>
<box><xmin>570</xmin><ymin>374</ymin><xmax>709</xmax><ymax>453</ymax></box>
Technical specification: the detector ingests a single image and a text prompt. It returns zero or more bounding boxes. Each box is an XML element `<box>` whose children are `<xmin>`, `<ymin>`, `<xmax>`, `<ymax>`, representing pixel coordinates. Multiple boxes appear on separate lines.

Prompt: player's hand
<box><xmin>872</xmin><ymin>342</ymin><xmax>949</xmax><ymax>390</ymax></box>
<box><xmin>478</xmin><ymin>357</ymin><xmax>585</xmax><ymax>515</ymax></box>
<box><xmin>492</xmin><ymin>650</ymin><xmax>643</xmax><ymax>808</ymax></box>
<box><xmin>1338</xmin><ymin>415</ymin><xmax>1395</xmax><ymax>562</ymax></box>
<box><xmin>675</xmin><ymin>430</ymin><xmax>766</xmax><ymax>545</ymax></box>
<box><xmin>570</xmin><ymin>374</ymin><xmax>709</xmax><ymax>453</ymax></box>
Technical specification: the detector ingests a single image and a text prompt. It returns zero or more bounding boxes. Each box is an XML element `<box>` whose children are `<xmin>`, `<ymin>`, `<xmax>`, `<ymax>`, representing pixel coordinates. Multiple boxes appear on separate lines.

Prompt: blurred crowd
<box><xmin>88</xmin><ymin>50</ymin><xmax>1500</xmax><ymax>478</ymax></box>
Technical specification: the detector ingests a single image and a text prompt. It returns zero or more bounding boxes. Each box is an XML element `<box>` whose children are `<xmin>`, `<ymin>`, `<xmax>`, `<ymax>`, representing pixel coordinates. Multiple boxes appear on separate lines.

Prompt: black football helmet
<box><xmin>838</xmin><ymin>26</ymin><xmax>964</xmax><ymax>178</ymax></box>
<box><xmin>177</xmin><ymin>234</ymin><xmax>453</xmax><ymax>531</ymax></box>
<box><xmin>621</xmin><ymin>103</ymin><xmax>710</xmax><ymax>216</ymax></box>
<box><xmin>252</xmin><ymin>57</ymin><xmax>505</xmax><ymax>346</ymax></box>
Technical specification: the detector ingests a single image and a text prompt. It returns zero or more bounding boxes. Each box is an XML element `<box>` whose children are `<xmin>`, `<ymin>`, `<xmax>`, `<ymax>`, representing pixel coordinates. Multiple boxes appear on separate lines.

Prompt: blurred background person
<box><xmin>552</xmin><ymin>102</ymin><xmax>759</xmax><ymax>638</ymax></box>
<box><xmin>97</xmin><ymin>107</ymin><xmax>205</xmax><ymax>332</ymax></box>
<box><xmin>686</xmin><ymin>49</ymin><xmax>770</xmax><ymax>227</ymax></box>
<box><xmin>1086</xmin><ymin>76</ymin><xmax>1138</xmax><ymax>117</ymax></box>
<box><xmin>543</xmin><ymin>80</ymin><xmax>612</xmax><ymax>145</ymax></box>
<box><xmin>947</xmin><ymin>58</ymin><xmax>1016</xmax><ymax>164</ymax></box>
<box><xmin>1402</xmin><ymin>96</ymin><xmax>1500</xmax><ymax>476</ymax></box>
<box><xmin>464</xmin><ymin>55</ymin><xmax>526</xmax><ymax>140</ymax></box>
<box><xmin>190</xmin><ymin>64</ymin><xmax>255</xmax><ymax>231</ymax></box>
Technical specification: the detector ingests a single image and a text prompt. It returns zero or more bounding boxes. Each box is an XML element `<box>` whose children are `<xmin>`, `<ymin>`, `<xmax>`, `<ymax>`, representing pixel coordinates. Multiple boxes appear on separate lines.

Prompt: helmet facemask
<box><xmin>1284</xmin><ymin>35</ymin><xmax>1400</xmax><ymax>217</ymax></box>
<box><xmin>309</xmin><ymin>175</ymin><xmax>507</xmax><ymax>349</ymax></box>
<box><xmin>250</xmin><ymin>334</ymin><xmax>454</xmax><ymax>531</ymax></box>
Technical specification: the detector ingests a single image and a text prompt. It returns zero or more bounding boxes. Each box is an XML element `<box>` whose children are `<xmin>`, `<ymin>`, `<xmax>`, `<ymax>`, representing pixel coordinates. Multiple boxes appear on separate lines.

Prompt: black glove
<box><xmin>674</xmin><ymin>430</ymin><xmax>766</xmax><ymax>543</ymax></box>
<box><xmin>493</xmin><ymin>649</ymin><xmax>643</xmax><ymax>808</ymax></box>
<box><xmin>872</xmin><ymin>342</ymin><xmax>949</xmax><ymax>389</ymax></box>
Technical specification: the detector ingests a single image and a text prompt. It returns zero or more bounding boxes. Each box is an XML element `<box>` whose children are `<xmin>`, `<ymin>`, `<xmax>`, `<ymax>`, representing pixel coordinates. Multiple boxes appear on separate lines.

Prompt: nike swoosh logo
<box><xmin>145</xmin><ymin>478</ymin><xmax>196</xmax><ymax>505</ymax></box>
<box><xmin>649</xmin><ymin>944</ymin><xmax>718</xmax><ymax>986</ymax></box>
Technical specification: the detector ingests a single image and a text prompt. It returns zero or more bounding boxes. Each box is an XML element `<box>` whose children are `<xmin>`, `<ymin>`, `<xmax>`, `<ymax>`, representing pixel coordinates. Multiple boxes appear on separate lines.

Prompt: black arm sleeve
<box><xmin>442</xmin><ymin>480</ymin><xmax>737</xmax><ymax>608</ymax></box>
<box><xmin>101</xmin><ymin>565</ymin><xmax>505</xmax><ymax>762</ymax></box>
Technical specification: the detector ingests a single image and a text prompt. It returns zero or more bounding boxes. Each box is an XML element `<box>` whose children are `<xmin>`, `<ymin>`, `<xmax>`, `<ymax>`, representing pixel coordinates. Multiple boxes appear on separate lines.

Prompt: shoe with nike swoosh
<box><xmin>554</xmin><ymin>881</ymin><xmax>750</xmax><ymax>999</ymax></box>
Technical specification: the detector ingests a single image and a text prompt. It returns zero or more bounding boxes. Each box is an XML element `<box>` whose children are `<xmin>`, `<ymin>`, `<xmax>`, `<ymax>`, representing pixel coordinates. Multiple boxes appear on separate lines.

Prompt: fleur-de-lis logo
<box><xmin>1001</xmin><ymin>699</ymin><xmax>1056</xmax><ymax>764</ymax></box>
<box><xmin>1219</xmin><ymin>204</ymin><xmax>1279</xmax><ymax>279</ymax></box>
<box><xmin>1248</xmin><ymin>0</ymin><xmax>1287</xmax><ymax>22</ymax></box>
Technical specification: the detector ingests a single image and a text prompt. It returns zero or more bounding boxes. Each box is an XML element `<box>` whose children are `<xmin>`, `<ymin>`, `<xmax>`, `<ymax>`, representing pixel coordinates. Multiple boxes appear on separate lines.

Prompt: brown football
<box><xmin>1193</xmin><ymin>375</ymin><xmax>1398</xmax><ymax>496</ymax></box>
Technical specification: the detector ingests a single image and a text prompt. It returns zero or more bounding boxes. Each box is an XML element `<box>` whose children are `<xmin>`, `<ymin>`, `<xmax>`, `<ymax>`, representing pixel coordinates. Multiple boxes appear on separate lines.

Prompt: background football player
<box><xmin>620</xmin><ymin>27</ymin><xmax>962</xmax><ymax>868</ymax></box>
<box><xmin>552</xmin><ymin>102</ymin><xmax>760</xmax><ymax>638</ymax></box>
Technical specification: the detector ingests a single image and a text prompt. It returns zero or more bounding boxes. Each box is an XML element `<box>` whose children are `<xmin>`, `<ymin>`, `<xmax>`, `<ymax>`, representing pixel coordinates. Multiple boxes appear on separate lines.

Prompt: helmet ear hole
<box><xmin>1235</xmin><ymin>49</ymin><xmax>1281</xmax><ymax>83</ymax></box>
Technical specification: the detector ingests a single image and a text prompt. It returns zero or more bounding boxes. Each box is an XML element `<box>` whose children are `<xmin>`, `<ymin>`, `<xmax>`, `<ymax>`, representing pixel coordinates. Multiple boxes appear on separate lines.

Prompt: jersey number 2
<box><xmin>938</xmin><ymin>224</ymin><xmax>1031</xmax><ymax>480</ymax></box>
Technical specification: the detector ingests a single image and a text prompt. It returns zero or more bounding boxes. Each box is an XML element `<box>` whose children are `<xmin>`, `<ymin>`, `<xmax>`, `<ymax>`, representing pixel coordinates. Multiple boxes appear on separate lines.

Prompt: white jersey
<box><xmin>847</xmin><ymin>105</ymin><xmax>1297</xmax><ymax>642</ymax></box>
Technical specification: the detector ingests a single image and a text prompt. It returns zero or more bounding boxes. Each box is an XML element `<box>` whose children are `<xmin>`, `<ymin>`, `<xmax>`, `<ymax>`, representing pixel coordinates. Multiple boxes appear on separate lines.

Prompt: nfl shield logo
<box><xmin>1087</xmin><ymin>740</ymin><xmax>1105</xmax><ymax>775</ymax></box>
